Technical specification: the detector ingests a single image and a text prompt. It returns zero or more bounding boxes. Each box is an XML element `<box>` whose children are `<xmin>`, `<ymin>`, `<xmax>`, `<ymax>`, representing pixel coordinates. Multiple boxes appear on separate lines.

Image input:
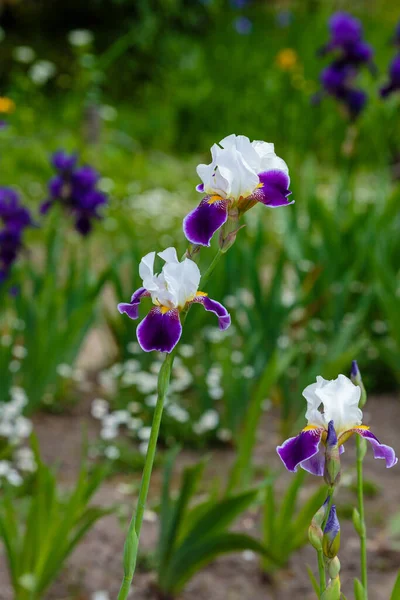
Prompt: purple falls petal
<box><xmin>192</xmin><ymin>295</ymin><xmax>231</xmax><ymax>330</ymax></box>
<box><xmin>354</xmin><ymin>428</ymin><xmax>398</xmax><ymax>468</ymax></box>
<box><xmin>277</xmin><ymin>428</ymin><xmax>323</xmax><ymax>473</ymax></box>
<box><xmin>254</xmin><ymin>170</ymin><xmax>294</xmax><ymax>207</ymax></box>
<box><xmin>117</xmin><ymin>287</ymin><xmax>150</xmax><ymax>320</ymax></box>
<box><xmin>137</xmin><ymin>307</ymin><xmax>182</xmax><ymax>353</ymax></box>
<box><xmin>183</xmin><ymin>197</ymin><xmax>228</xmax><ymax>247</ymax></box>
<box><xmin>301</xmin><ymin>441</ymin><xmax>345</xmax><ymax>477</ymax></box>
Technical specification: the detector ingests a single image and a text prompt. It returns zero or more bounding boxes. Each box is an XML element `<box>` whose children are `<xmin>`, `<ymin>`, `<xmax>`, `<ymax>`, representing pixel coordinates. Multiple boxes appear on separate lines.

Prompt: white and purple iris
<box><xmin>183</xmin><ymin>134</ymin><xmax>293</xmax><ymax>247</ymax></box>
<box><xmin>277</xmin><ymin>374</ymin><xmax>397</xmax><ymax>476</ymax></box>
<box><xmin>118</xmin><ymin>247</ymin><xmax>231</xmax><ymax>353</ymax></box>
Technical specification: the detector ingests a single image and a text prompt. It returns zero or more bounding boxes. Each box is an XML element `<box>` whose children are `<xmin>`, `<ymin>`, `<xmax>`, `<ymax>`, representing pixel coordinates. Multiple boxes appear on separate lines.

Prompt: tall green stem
<box><xmin>200</xmin><ymin>249</ymin><xmax>223</xmax><ymax>289</ymax></box>
<box><xmin>356</xmin><ymin>435</ymin><xmax>368</xmax><ymax>597</ymax></box>
<box><xmin>117</xmin><ymin>352</ymin><xmax>174</xmax><ymax>600</ymax></box>
<box><xmin>317</xmin><ymin>549</ymin><xmax>326</xmax><ymax>595</ymax></box>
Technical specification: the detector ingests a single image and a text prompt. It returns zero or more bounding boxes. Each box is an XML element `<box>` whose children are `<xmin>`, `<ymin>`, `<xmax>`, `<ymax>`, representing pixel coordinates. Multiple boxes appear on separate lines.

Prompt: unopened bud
<box><xmin>308</xmin><ymin>497</ymin><xmax>330</xmax><ymax>550</ymax></box>
<box><xmin>324</xmin><ymin>421</ymin><xmax>341</xmax><ymax>486</ymax></box>
<box><xmin>218</xmin><ymin>209</ymin><xmax>245</xmax><ymax>253</ymax></box>
<box><xmin>327</xmin><ymin>556</ymin><xmax>341</xmax><ymax>579</ymax></box>
<box><xmin>320</xmin><ymin>576</ymin><xmax>341</xmax><ymax>600</ymax></box>
<box><xmin>323</xmin><ymin>505</ymin><xmax>341</xmax><ymax>559</ymax></box>
<box><xmin>352</xmin><ymin>508</ymin><xmax>365</xmax><ymax>537</ymax></box>
<box><xmin>350</xmin><ymin>360</ymin><xmax>367</xmax><ymax>408</ymax></box>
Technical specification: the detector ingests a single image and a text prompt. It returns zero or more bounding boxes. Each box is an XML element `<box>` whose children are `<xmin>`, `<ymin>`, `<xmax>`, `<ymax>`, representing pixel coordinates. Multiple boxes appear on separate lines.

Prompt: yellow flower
<box><xmin>0</xmin><ymin>97</ymin><xmax>16</xmax><ymax>114</ymax></box>
<box><xmin>276</xmin><ymin>48</ymin><xmax>298</xmax><ymax>71</ymax></box>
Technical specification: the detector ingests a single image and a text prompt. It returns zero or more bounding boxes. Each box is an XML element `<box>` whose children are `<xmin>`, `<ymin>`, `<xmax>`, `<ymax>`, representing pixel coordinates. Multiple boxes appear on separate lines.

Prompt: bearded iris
<box><xmin>277</xmin><ymin>374</ymin><xmax>397</xmax><ymax>476</ymax></box>
<box><xmin>41</xmin><ymin>150</ymin><xmax>107</xmax><ymax>236</ymax></box>
<box><xmin>315</xmin><ymin>12</ymin><xmax>373</xmax><ymax>120</ymax></box>
<box><xmin>0</xmin><ymin>188</ymin><xmax>33</xmax><ymax>282</ymax></box>
<box><xmin>183</xmin><ymin>134</ymin><xmax>293</xmax><ymax>247</ymax></box>
<box><xmin>118</xmin><ymin>247</ymin><xmax>231</xmax><ymax>353</ymax></box>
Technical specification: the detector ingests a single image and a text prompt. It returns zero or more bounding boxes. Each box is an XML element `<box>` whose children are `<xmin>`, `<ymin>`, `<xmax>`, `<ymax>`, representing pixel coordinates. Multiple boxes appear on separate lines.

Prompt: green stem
<box><xmin>317</xmin><ymin>549</ymin><xmax>326</xmax><ymax>596</ymax></box>
<box><xmin>200</xmin><ymin>249</ymin><xmax>223</xmax><ymax>289</ymax></box>
<box><xmin>356</xmin><ymin>435</ymin><xmax>368</xmax><ymax>597</ymax></box>
<box><xmin>117</xmin><ymin>352</ymin><xmax>175</xmax><ymax>600</ymax></box>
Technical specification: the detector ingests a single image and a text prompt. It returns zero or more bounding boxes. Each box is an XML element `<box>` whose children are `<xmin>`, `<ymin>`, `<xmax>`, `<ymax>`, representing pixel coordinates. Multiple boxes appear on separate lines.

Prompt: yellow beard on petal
<box><xmin>338</xmin><ymin>425</ymin><xmax>369</xmax><ymax>446</ymax></box>
<box><xmin>208</xmin><ymin>195</ymin><xmax>223</xmax><ymax>205</ymax></box>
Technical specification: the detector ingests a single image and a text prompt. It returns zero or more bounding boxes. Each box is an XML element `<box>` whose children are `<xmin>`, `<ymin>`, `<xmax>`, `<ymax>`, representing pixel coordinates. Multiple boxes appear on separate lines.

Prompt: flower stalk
<box><xmin>351</xmin><ymin>360</ymin><xmax>368</xmax><ymax>597</ymax></box>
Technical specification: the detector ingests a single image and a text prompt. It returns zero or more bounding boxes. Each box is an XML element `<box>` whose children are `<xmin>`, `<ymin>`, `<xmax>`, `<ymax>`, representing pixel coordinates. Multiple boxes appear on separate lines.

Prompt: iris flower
<box><xmin>183</xmin><ymin>134</ymin><xmax>293</xmax><ymax>247</ymax></box>
<box><xmin>380</xmin><ymin>54</ymin><xmax>400</xmax><ymax>98</ymax></box>
<box><xmin>277</xmin><ymin>375</ymin><xmax>397</xmax><ymax>475</ymax></box>
<box><xmin>118</xmin><ymin>247</ymin><xmax>230</xmax><ymax>353</ymax></box>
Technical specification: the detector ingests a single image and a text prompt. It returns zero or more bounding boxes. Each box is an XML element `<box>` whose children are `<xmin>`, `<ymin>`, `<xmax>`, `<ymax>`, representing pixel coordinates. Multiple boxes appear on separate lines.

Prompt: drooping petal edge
<box><xmin>353</xmin><ymin>427</ymin><xmax>398</xmax><ymax>468</ymax></box>
<box><xmin>183</xmin><ymin>196</ymin><xmax>229</xmax><ymax>247</ymax></box>
<box><xmin>192</xmin><ymin>294</ymin><xmax>231</xmax><ymax>330</ymax></box>
<box><xmin>276</xmin><ymin>428</ymin><xmax>323</xmax><ymax>473</ymax></box>
<box><xmin>117</xmin><ymin>287</ymin><xmax>150</xmax><ymax>320</ymax></box>
<box><xmin>137</xmin><ymin>307</ymin><xmax>182</xmax><ymax>353</ymax></box>
<box><xmin>253</xmin><ymin>170</ymin><xmax>294</xmax><ymax>208</ymax></box>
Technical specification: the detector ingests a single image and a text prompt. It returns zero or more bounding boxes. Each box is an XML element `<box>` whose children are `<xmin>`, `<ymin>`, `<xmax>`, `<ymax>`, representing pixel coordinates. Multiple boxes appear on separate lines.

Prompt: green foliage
<box><xmin>0</xmin><ymin>437</ymin><xmax>111</xmax><ymax>600</ymax></box>
<box><xmin>390</xmin><ymin>572</ymin><xmax>400</xmax><ymax>600</ymax></box>
<box><xmin>1</xmin><ymin>222</ymin><xmax>112</xmax><ymax>411</ymax></box>
<box><xmin>155</xmin><ymin>449</ymin><xmax>268</xmax><ymax>596</ymax></box>
<box><xmin>261</xmin><ymin>470</ymin><xmax>327</xmax><ymax>573</ymax></box>
<box><xmin>354</xmin><ymin>578</ymin><xmax>366</xmax><ymax>600</ymax></box>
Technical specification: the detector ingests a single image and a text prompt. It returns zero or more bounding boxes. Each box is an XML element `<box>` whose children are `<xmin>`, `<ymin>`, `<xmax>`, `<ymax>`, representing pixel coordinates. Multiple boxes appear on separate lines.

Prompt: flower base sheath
<box><xmin>118</xmin><ymin>247</ymin><xmax>231</xmax><ymax>353</ymax></box>
<box><xmin>277</xmin><ymin>374</ymin><xmax>397</xmax><ymax>476</ymax></box>
<box><xmin>183</xmin><ymin>134</ymin><xmax>293</xmax><ymax>247</ymax></box>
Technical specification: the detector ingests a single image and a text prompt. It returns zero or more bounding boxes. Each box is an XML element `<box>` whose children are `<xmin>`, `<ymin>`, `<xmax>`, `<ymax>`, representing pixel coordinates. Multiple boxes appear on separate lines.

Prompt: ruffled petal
<box><xmin>117</xmin><ymin>287</ymin><xmax>150</xmax><ymax>320</ymax></box>
<box><xmin>277</xmin><ymin>428</ymin><xmax>323</xmax><ymax>473</ymax></box>
<box><xmin>354</xmin><ymin>427</ymin><xmax>398</xmax><ymax>468</ymax></box>
<box><xmin>137</xmin><ymin>307</ymin><xmax>182</xmax><ymax>353</ymax></box>
<box><xmin>192</xmin><ymin>294</ymin><xmax>231</xmax><ymax>330</ymax></box>
<box><xmin>254</xmin><ymin>170</ymin><xmax>294</xmax><ymax>207</ymax></box>
<box><xmin>183</xmin><ymin>197</ymin><xmax>229</xmax><ymax>246</ymax></box>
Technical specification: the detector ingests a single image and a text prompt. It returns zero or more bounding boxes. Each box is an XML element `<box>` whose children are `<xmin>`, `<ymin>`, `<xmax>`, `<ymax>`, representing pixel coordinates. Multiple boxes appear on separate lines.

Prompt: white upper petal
<box><xmin>139</xmin><ymin>251</ymin><xmax>155</xmax><ymax>281</ymax></box>
<box><xmin>304</xmin><ymin>374</ymin><xmax>362</xmax><ymax>434</ymax></box>
<box><xmin>140</xmin><ymin>247</ymin><xmax>200</xmax><ymax>309</ymax></box>
<box><xmin>196</xmin><ymin>134</ymin><xmax>289</xmax><ymax>200</ymax></box>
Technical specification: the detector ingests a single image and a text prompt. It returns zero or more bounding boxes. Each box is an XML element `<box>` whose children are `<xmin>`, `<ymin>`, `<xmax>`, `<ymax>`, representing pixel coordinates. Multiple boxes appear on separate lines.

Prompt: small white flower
<box><xmin>91</xmin><ymin>591</ymin><xmax>110</xmax><ymax>600</ymax></box>
<box><xmin>242</xmin><ymin>365</ymin><xmax>255</xmax><ymax>379</ymax></box>
<box><xmin>13</xmin><ymin>46</ymin><xmax>36</xmax><ymax>63</ymax></box>
<box><xmin>138</xmin><ymin>427</ymin><xmax>151</xmax><ymax>441</ymax></box>
<box><xmin>0</xmin><ymin>461</ymin><xmax>11</xmax><ymax>476</ymax></box>
<box><xmin>57</xmin><ymin>363</ymin><xmax>73</xmax><ymax>378</ymax></box>
<box><xmin>138</xmin><ymin>441</ymin><xmax>149</xmax><ymax>455</ymax></box>
<box><xmin>9</xmin><ymin>360</ymin><xmax>21</xmax><ymax>373</ymax></box>
<box><xmin>12</xmin><ymin>345</ymin><xmax>27</xmax><ymax>359</ymax></box>
<box><xmin>231</xmin><ymin>350</ymin><xmax>244</xmax><ymax>364</ymax></box>
<box><xmin>194</xmin><ymin>409</ymin><xmax>219</xmax><ymax>434</ymax></box>
<box><xmin>68</xmin><ymin>29</ymin><xmax>94</xmax><ymax>47</ymax></box>
<box><xmin>104</xmin><ymin>446</ymin><xmax>120</xmax><ymax>460</ymax></box>
<box><xmin>128</xmin><ymin>401</ymin><xmax>141</xmax><ymax>414</ymax></box>
<box><xmin>7</xmin><ymin>469</ymin><xmax>23</xmax><ymax>486</ymax></box>
<box><xmin>179</xmin><ymin>344</ymin><xmax>195</xmax><ymax>358</ymax></box>
<box><xmin>91</xmin><ymin>398</ymin><xmax>109</xmax><ymax>419</ymax></box>
<box><xmin>127</xmin><ymin>342</ymin><xmax>141</xmax><ymax>354</ymax></box>
<box><xmin>29</xmin><ymin>60</ymin><xmax>56</xmax><ymax>85</ymax></box>
<box><xmin>100</xmin><ymin>427</ymin><xmax>118</xmax><ymax>441</ymax></box>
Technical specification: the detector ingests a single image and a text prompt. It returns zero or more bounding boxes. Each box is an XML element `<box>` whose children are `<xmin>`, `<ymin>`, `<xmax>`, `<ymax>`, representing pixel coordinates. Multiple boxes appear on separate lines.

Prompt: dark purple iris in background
<box><xmin>381</xmin><ymin>21</ymin><xmax>400</xmax><ymax>98</ymax></box>
<box><xmin>41</xmin><ymin>150</ymin><xmax>108</xmax><ymax>235</ymax></box>
<box><xmin>315</xmin><ymin>11</ymin><xmax>374</xmax><ymax>119</ymax></box>
<box><xmin>0</xmin><ymin>187</ymin><xmax>33</xmax><ymax>282</ymax></box>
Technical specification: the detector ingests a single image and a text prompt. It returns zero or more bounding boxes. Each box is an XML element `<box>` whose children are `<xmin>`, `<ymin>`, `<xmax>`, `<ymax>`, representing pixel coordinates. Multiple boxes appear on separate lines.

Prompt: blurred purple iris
<box><xmin>0</xmin><ymin>188</ymin><xmax>33</xmax><ymax>282</ymax></box>
<box><xmin>41</xmin><ymin>150</ymin><xmax>108</xmax><ymax>236</ymax></box>
<box><xmin>315</xmin><ymin>12</ymin><xmax>374</xmax><ymax>119</ymax></box>
<box><xmin>381</xmin><ymin>21</ymin><xmax>400</xmax><ymax>98</ymax></box>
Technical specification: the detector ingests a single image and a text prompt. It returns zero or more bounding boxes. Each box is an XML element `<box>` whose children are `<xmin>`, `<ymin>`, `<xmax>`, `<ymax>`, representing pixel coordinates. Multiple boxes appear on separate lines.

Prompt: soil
<box><xmin>0</xmin><ymin>394</ymin><xmax>399</xmax><ymax>600</ymax></box>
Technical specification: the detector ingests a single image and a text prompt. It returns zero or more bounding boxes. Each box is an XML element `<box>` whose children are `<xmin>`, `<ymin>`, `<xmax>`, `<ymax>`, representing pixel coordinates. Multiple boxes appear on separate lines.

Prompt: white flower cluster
<box><xmin>0</xmin><ymin>387</ymin><xmax>36</xmax><ymax>487</ymax></box>
<box><xmin>0</xmin><ymin>387</ymin><xmax>32</xmax><ymax>443</ymax></box>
